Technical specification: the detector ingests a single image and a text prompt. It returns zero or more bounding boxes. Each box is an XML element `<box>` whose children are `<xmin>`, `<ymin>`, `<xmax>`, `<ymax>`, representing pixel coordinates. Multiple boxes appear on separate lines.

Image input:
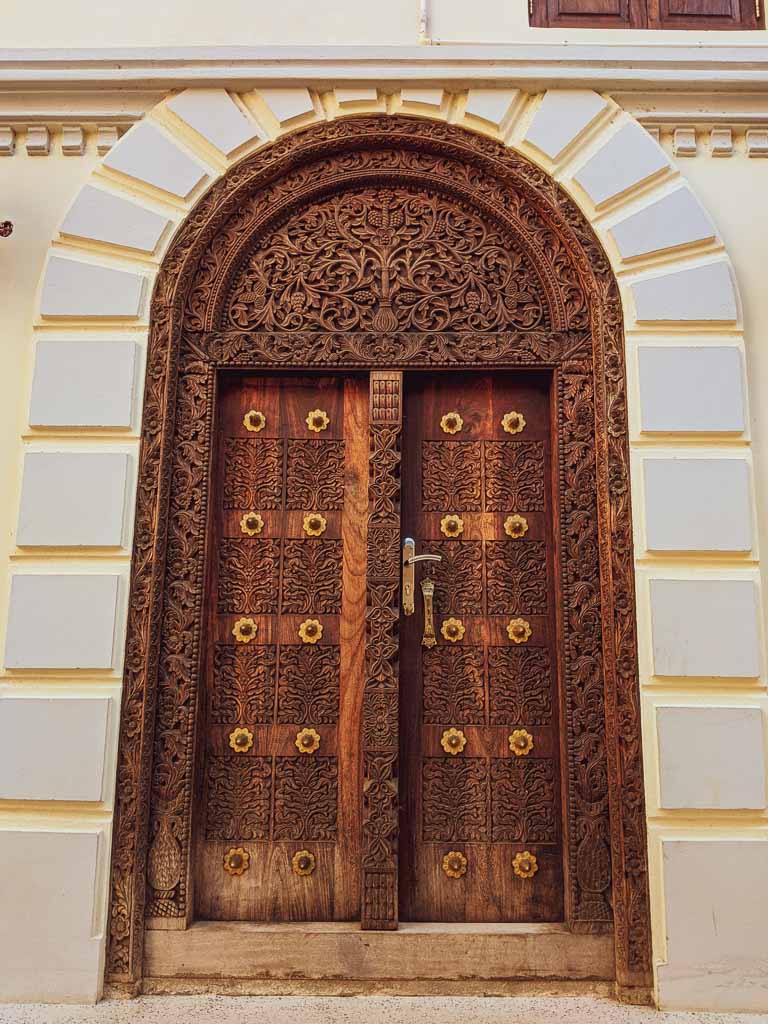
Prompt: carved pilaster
<box><xmin>362</xmin><ymin>371</ymin><xmax>402</xmax><ymax>929</ymax></box>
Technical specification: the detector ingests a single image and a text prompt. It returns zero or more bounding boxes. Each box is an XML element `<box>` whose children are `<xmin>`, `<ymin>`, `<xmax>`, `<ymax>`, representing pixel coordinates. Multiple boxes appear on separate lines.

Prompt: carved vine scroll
<box><xmin>106</xmin><ymin>115</ymin><xmax>652</xmax><ymax>1001</ymax></box>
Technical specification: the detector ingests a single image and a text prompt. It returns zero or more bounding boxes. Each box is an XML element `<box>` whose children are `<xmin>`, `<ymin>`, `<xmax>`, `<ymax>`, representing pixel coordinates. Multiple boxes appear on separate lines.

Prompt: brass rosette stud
<box><xmin>441</xmin><ymin>617</ymin><xmax>466</xmax><ymax>643</ymax></box>
<box><xmin>442</xmin><ymin>851</ymin><xmax>468</xmax><ymax>878</ymax></box>
<box><xmin>295</xmin><ymin>727</ymin><xmax>321</xmax><ymax>754</ymax></box>
<box><xmin>243</xmin><ymin>410</ymin><xmax>266</xmax><ymax>433</ymax></box>
<box><xmin>501</xmin><ymin>410</ymin><xmax>526</xmax><ymax>435</ymax></box>
<box><xmin>441</xmin><ymin>727</ymin><xmax>467</xmax><ymax>756</ymax></box>
<box><xmin>292</xmin><ymin>849</ymin><xmax>317</xmax><ymax>876</ymax></box>
<box><xmin>229</xmin><ymin>727</ymin><xmax>254</xmax><ymax>753</ymax></box>
<box><xmin>504</xmin><ymin>514</ymin><xmax>529</xmax><ymax>539</ymax></box>
<box><xmin>509</xmin><ymin>729</ymin><xmax>534</xmax><ymax>757</ymax></box>
<box><xmin>440</xmin><ymin>411</ymin><xmax>464</xmax><ymax>435</ymax></box>
<box><xmin>223</xmin><ymin>847</ymin><xmax>250</xmax><ymax>876</ymax></box>
<box><xmin>298</xmin><ymin>618</ymin><xmax>323</xmax><ymax>644</ymax></box>
<box><xmin>303</xmin><ymin>512</ymin><xmax>327</xmax><ymax>537</ymax></box>
<box><xmin>440</xmin><ymin>514</ymin><xmax>465</xmax><ymax>538</ymax></box>
<box><xmin>507</xmin><ymin>618</ymin><xmax>532</xmax><ymax>644</ymax></box>
<box><xmin>240</xmin><ymin>511</ymin><xmax>265</xmax><ymax>536</ymax></box>
<box><xmin>232</xmin><ymin>617</ymin><xmax>258</xmax><ymax>643</ymax></box>
<box><xmin>306</xmin><ymin>409</ymin><xmax>330</xmax><ymax>432</ymax></box>
<box><xmin>512</xmin><ymin>851</ymin><xmax>539</xmax><ymax>879</ymax></box>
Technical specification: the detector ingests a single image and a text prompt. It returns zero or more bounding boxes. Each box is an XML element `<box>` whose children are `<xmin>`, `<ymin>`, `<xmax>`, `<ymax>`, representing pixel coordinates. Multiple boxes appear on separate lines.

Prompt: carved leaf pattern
<box><xmin>227</xmin><ymin>186</ymin><xmax>546</xmax><ymax>334</ymax></box>
<box><xmin>367</xmin><ymin>527</ymin><xmax>400</xmax><ymax>579</ymax></box>
<box><xmin>488</xmin><ymin>646</ymin><xmax>553</xmax><ymax>726</ymax></box>
<box><xmin>281</xmin><ymin>539</ymin><xmax>342</xmax><ymax>614</ymax></box>
<box><xmin>486</xmin><ymin>540</ymin><xmax>547</xmax><ymax>614</ymax></box>
<box><xmin>490</xmin><ymin>758</ymin><xmax>556</xmax><ymax>843</ymax></box>
<box><xmin>423</xmin><ymin>541</ymin><xmax>483</xmax><ymax>616</ymax></box>
<box><xmin>484</xmin><ymin>441</ymin><xmax>545</xmax><ymax>511</ymax></box>
<box><xmin>422</xmin><ymin>646</ymin><xmax>485</xmax><ymax>724</ymax></box>
<box><xmin>223</xmin><ymin>439</ymin><xmax>282</xmax><ymax>509</ymax></box>
<box><xmin>362</xmin><ymin>752</ymin><xmax>399</xmax><ymax>868</ymax></box>
<box><xmin>363</xmin><ymin>688</ymin><xmax>399</xmax><ymax>748</ymax></box>
<box><xmin>277</xmin><ymin>645</ymin><xmax>340</xmax><ymax>723</ymax></box>
<box><xmin>286</xmin><ymin>440</ymin><xmax>345</xmax><ymax>509</ymax></box>
<box><xmin>211</xmin><ymin>644</ymin><xmax>275</xmax><ymax>723</ymax></box>
<box><xmin>422</xmin><ymin>441</ymin><xmax>482</xmax><ymax>511</ymax></box>
<box><xmin>205</xmin><ymin>756</ymin><xmax>272</xmax><ymax>840</ymax></box>
<box><xmin>217</xmin><ymin>539</ymin><xmax>280</xmax><ymax>613</ymax></box>
<box><xmin>273</xmin><ymin>756</ymin><xmax>338</xmax><ymax>840</ymax></box>
<box><xmin>422</xmin><ymin>758</ymin><xmax>489</xmax><ymax>842</ymax></box>
<box><xmin>369</xmin><ymin>426</ymin><xmax>401</xmax><ymax>526</ymax></box>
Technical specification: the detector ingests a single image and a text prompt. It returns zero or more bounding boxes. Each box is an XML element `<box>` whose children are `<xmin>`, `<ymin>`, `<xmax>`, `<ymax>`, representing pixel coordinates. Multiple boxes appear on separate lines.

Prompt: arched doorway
<box><xmin>107</xmin><ymin>115</ymin><xmax>651</xmax><ymax>1001</ymax></box>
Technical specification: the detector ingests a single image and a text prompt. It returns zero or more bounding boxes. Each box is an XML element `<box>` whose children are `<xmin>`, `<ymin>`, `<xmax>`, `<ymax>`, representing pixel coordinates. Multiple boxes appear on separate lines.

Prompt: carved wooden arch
<box><xmin>107</xmin><ymin>114</ymin><xmax>652</xmax><ymax>1001</ymax></box>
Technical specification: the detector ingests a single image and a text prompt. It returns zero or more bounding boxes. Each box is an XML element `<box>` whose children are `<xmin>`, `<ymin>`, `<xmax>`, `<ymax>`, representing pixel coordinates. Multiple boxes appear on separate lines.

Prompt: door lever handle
<box><xmin>402</xmin><ymin>537</ymin><xmax>442</xmax><ymax>616</ymax></box>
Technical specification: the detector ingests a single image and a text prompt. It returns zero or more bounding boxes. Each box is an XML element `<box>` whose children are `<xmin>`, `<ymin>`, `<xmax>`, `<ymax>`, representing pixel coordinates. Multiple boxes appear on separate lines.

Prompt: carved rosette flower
<box><xmin>298</xmin><ymin>618</ymin><xmax>323</xmax><ymax>644</ymax></box>
<box><xmin>223</xmin><ymin>847</ymin><xmax>250</xmax><ymax>876</ymax></box>
<box><xmin>295</xmin><ymin>727</ymin><xmax>321</xmax><ymax>754</ymax></box>
<box><xmin>306</xmin><ymin>409</ymin><xmax>330</xmax><ymax>432</ymax></box>
<box><xmin>440</xmin><ymin>411</ymin><xmax>464</xmax><ymax>435</ymax></box>
<box><xmin>442</xmin><ymin>851</ymin><xmax>468</xmax><ymax>878</ymax></box>
<box><xmin>243</xmin><ymin>410</ymin><xmax>266</xmax><ymax>433</ymax></box>
<box><xmin>232</xmin><ymin>617</ymin><xmax>258</xmax><ymax>643</ymax></box>
<box><xmin>508</xmin><ymin>729</ymin><xmax>534</xmax><ymax>757</ymax></box>
<box><xmin>303</xmin><ymin>512</ymin><xmax>328</xmax><ymax>537</ymax></box>
<box><xmin>240</xmin><ymin>511</ymin><xmax>265</xmax><ymax>536</ymax></box>
<box><xmin>501</xmin><ymin>411</ymin><xmax>526</xmax><ymax>435</ymax></box>
<box><xmin>291</xmin><ymin>849</ymin><xmax>317</xmax><ymax>876</ymax></box>
<box><xmin>440</xmin><ymin>727</ymin><xmax>467</xmax><ymax>756</ymax></box>
<box><xmin>512</xmin><ymin>851</ymin><xmax>539</xmax><ymax>880</ymax></box>
<box><xmin>229</xmin><ymin>727</ymin><xmax>254</xmax><ymax>753</ymax></box>
<box><xmin>440</xmin><ymin>514</ymin><xmax>465</xmax><ymax>538</ymax></box>
<box><xmin>507</xmin><ymin>618</ymin><xmax>532</xmax><ymax>644</ymax></box>
<box><xmin>503</xmin><ymin>514</ymin><xmax>529</xmax><ymax>539</ymax></box>
<box><xmin>441</xmin><ymin>617</ymin><xmax>466</xmax><ymax>643</ymax></box>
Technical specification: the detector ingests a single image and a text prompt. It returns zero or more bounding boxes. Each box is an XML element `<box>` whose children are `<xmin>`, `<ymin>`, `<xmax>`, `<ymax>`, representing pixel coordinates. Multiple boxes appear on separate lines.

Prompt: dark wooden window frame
<box><xmin>530</xmin><ymin>0</ymin><xmax>762</xmax><ymax>29</ymax></box>
<box><xmin>105</xmin><ymin>114</ymin><xmax>653</xmax><ymax>1002</ymax></box>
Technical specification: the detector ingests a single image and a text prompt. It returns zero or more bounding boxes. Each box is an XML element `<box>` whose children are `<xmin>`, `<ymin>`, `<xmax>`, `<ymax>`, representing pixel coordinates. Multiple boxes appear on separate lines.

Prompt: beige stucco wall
<box><xmin>2</xmin><ymin>0</ymin><xmax>767</xmax><ymax>45</ymax></box>
<box><xmin>0</xmin><ymin>77</ymin><xmax>767</xmax><ymax>1012</ymax></box>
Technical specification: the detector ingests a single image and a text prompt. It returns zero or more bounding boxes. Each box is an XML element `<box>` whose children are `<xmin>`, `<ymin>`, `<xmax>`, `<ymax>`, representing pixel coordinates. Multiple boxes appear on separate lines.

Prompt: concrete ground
<box><xmin>0</xmin><ymin>996</ymin><xmax>766</xmax><ymax>1024</ymax></box>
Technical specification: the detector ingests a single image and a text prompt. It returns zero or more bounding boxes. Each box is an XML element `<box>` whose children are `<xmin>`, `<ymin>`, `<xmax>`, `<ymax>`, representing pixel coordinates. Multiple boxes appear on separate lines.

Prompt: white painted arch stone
<box><xmin>4</xmin><ymin>87</ymin><xmax>764</xmax><ymax>1008</ymax></box>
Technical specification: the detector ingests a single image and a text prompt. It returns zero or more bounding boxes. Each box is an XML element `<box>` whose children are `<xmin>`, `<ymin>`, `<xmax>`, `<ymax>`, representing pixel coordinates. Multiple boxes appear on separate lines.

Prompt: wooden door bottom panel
<box><xmin>144</xmin><ymin>921</ymin><xmax>614</xmax><ymax>982</ymax></box>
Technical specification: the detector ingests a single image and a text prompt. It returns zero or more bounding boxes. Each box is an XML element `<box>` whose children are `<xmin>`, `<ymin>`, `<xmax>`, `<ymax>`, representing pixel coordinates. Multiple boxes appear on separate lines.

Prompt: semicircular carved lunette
<box><xmin>108</xmin><ymin>114</ymin><xmax>651</xmax><ymax>1000</ymax></box>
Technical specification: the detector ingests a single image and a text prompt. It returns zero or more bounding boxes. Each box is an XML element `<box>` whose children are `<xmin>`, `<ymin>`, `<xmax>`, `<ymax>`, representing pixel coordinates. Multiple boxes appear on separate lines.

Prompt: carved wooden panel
<box><xmin>423</xmin><ymin>541</ymin><xmax>483</xmax><ymax>616</ymax></box>
<box><xmin>223</xmin><ymin>439</ymin><xmax>282</xmax><ymax>509</ymax></box>
<box><xmin>286</xmin><ymin>440</ymin><xmax>346</xmax><ymax>510</ymax></box>
<box><xmin>109</xmin><ymin>117</ymin><xmax>650</xmax><ymax>996</ymax></box>
<box><xmin>205</xmin><ymin>757</ymin><xmax>272</xmax><ymax>841</ymax></box>
<box><xmin>488</xmin><ymin>647</ymin><xmax>553</xmax><ymax>726</ymax></box>
<box><xmin>211</xmin><ymin>644</ymin><xmax>275</xmax><ymax>724</ymax></box>
<box><xmin>486</xmin><ymin>540</ymin><xmax>548</xmax><ymax>615</ymax></box>
<box><xmin>422</xmin><ymin>442</ymin><xmax>482</xmax><ymax>511</ymax></box>
<box><xmin>217</xmin><ymin>539</ymin><xmax>280</xmax><ymax>614</ymax></box>
<box><xmin>484</xmin><ymin>442</ymin><xmax>545</xmax><ymax>512</ymax></box>
<box><xmin>273</xmin><ymin>757</ymin><xmax>339</xmax><ymax>841</ymax></box>
<box><xmin>422</xmin><ymin>646</ymin><xmax>485</xmax><ymax>724</ymax></box>
<box><xmin>281</xmin><ymin>539</ymin><xmax>343</xmax><ymax>614</ymax></box>
<box><xmin>277</xmin><ymin>645</ymin><xmax>340</xmax><ymax>724</ymax></box>
<box><xmin>490</xmin><ymin>759</ymin><xmax>557</xmax><ymax>843</ymax></box>
<box><xmin>422</xmin><ymin>759</ymin><xmax>489</xmax><ymax>842</ymax></box>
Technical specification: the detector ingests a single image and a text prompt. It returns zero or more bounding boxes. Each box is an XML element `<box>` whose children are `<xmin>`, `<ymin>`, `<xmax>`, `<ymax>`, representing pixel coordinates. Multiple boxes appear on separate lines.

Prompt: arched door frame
<box><xmin>105</xmin><ymin>115</ymin><xmax>652</xmax><ymax>1001</ymax></box>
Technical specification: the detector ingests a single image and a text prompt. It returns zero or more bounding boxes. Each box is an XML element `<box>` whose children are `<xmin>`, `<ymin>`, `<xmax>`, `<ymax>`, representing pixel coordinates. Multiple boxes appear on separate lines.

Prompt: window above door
<box><xmin>530</xmin><ymin>0</ymin><xmax>762</xmax><ymax>29</ymax></box>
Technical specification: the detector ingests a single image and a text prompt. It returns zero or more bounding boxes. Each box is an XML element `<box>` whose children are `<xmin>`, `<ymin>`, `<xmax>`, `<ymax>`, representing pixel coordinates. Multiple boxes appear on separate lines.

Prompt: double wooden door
<box><xmin>196</xmin><ymin>370</ymin><xmax>562</xmax><ymax>925</ymax></box>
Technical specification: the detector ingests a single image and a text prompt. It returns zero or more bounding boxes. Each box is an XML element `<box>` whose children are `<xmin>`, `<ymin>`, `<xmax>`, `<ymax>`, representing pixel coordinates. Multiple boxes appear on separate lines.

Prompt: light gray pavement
<box><xmin>0</xmin><ymin>996</ymin><xmax>766</xmax><ymax>1024</ymax></box>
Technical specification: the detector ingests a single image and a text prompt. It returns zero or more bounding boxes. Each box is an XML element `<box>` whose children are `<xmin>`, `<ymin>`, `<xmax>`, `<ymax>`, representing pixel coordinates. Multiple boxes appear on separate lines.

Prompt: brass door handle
<box><xmin>421</xmin><ymin>578</ymin><xmax>436</xmax><ymax>648</ymax></box>
<box><xmin>402</xmin><ymin>538</ymin><xmax>442</xmax><ymax>616</ymax></box>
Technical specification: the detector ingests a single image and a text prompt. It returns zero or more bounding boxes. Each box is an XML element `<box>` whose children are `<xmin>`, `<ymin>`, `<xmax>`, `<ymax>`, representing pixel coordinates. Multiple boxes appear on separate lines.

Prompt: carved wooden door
<box><xmin>195</xmin><ymin>372</ymin><xmax>367</xmax><ymax>921</ymax></box>
<box><xmin>399</xmin><ymin>372</ymin><xmax>564</xmax><ymax>922</ymax></box>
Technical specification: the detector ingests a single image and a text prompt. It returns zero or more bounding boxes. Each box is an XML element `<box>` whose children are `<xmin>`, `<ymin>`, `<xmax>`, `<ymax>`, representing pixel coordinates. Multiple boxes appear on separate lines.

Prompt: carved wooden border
<box><xmin>106</xmin><ymin>115</ymin><xmax>652</xmax><ymax>1001</ymax></box>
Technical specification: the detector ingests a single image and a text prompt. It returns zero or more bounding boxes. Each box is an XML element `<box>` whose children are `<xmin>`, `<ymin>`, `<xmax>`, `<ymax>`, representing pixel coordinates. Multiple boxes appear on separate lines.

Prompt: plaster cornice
<box><xmin>2</xmin><ymin>44</ymin><xmax>768</xmax><ymax>91</ymax></box>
